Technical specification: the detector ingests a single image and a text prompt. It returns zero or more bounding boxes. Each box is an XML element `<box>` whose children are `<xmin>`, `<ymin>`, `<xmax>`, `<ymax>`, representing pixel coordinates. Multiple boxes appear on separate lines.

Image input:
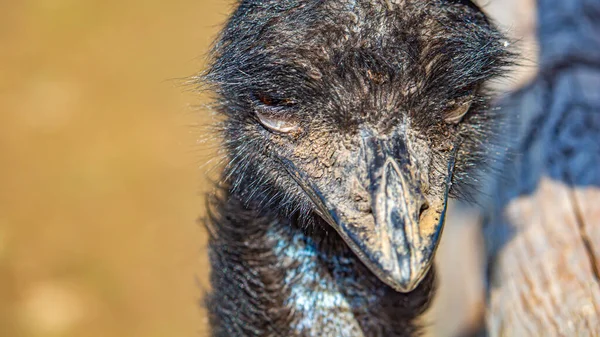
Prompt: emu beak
<box><xmin>278</xmin><ymin>133</ymin><xmax>456</xmax><ymax>293</ymax></box>
<box><xmin>344</xmin><ymin>135</ymin><xmax>452</xmax><ymax>292</ymax></box>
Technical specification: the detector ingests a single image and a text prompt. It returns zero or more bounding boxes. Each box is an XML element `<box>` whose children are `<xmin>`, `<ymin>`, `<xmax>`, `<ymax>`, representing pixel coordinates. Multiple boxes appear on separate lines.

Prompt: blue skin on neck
<box><xmin>267</xmin><ymin>221</ymin><xmax>430</xmax><ymax>336</ymax></box>
<box><xmin>271</xmin><ymin>227</ymin><xmax>368</xmax><ymax>336</ymax></box>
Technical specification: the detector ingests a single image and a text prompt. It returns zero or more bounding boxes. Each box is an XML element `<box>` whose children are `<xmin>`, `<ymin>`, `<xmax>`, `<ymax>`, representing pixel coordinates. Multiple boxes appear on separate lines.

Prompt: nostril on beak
<box><xmin>353</xmin><ymin>194</ymin><xmax>372</xmax><ymax>213</ymax></box>
<box><xmin>419</xmin><ymin>201</ymin><xmax>430</xmax><ymax>218</ymax></box>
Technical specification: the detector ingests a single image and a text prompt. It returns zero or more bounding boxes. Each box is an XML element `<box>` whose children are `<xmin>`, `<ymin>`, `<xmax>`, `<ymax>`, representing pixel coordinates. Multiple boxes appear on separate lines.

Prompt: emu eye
<box><xmin>253</xmin><ymin>93</ymin><xmax>300</xmax><ymax>134</ymax></box>
<box><xmin>256</xmin><ymin>110</ymin><xmax>300</xmax><ymax>133</ymax></box>
<box><xmin>444</xmin><ymin>100</ymin><xmax>472</xmax><ymax>124</ymax></box>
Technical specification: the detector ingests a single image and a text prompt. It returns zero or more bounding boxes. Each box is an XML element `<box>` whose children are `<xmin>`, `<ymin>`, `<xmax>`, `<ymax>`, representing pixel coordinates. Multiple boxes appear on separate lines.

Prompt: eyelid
<box><xmin>256</xmin><ymin>109</ymin><xmax>300</xmax><ymax>133</ymax></box>
<box><xmin>444</xmin><ymin>100</ymin><xmax>472</xmax><ymax>124</ymax></box>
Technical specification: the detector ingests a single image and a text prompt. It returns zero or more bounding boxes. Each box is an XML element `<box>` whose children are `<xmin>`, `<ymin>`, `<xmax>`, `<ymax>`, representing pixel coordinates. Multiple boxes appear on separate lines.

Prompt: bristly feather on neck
<box><xmin>205</xmin><ymin>193</ymin><xmax>436</xmax><ymax>336</ymax></box>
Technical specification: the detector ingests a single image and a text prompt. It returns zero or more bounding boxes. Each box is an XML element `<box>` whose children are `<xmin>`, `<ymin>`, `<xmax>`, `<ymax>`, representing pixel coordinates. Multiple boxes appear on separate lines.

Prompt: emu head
<box><xmin>205</xmin><ymin>0</ymin><xmax>511</xmax><ymax>292</ymax></box>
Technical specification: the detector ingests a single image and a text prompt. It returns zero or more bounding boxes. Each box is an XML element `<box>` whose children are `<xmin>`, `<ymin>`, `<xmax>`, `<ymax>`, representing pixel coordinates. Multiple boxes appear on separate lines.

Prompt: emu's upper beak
<box><xmin>280</xmin><ymin>131</ymin><xmax>456</xmax><ymax>293</ymax></box>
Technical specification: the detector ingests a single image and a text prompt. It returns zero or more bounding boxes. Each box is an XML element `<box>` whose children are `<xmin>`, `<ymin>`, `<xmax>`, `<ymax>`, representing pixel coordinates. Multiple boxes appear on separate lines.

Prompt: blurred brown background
<box><xmin>0</xmin><ymin>1</ymin><xmax>535</xmax><ymax>337</ymax></box>
<box><xmin>0</xmin><ymin>1</ymin><xmax>226</xmax><ymax>336</ymax></box>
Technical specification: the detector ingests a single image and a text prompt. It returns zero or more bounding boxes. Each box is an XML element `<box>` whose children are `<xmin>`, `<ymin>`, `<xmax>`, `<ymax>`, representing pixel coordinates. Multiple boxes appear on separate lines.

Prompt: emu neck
<box><xmin>207</xmin><ymin>194</ymin><xmax>436</xmax><ymax>337</ymax></box>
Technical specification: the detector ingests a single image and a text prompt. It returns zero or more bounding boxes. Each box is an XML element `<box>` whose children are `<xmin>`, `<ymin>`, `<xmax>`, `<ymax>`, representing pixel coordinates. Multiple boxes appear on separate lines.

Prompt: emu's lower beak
<box><xmin>279</xmin><ymin>134</ymin><xmax>455</xmax><ymax>293</ymax></box>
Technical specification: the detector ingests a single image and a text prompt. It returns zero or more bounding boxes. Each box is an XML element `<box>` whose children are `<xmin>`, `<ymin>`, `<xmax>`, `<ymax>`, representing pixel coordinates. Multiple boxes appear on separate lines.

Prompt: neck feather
<box><xmin>206</xmin><ymin>191</ymin><xmax>436</xmax><ymax>337</ymax></box>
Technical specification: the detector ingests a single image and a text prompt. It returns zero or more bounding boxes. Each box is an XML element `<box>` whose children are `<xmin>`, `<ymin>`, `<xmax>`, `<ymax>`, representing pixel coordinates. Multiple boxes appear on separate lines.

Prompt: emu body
<box><xmin>202</xmin><ymin>0</ymin><xmax>511</xmax><ymax>335</ymax></box>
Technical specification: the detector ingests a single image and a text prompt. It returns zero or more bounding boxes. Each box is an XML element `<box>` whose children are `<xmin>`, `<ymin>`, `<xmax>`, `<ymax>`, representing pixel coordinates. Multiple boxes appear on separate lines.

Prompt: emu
<box><xmin>202</xmin><ymin>0</ymin><xmax>512</xmax><ymax>336</ymax></box>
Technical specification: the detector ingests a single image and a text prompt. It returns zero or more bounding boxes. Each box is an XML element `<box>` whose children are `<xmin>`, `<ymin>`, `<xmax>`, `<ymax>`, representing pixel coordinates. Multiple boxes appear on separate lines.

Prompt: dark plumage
<box><xmin>200</xmin><ymin>0</ymin><xmax>512</xmax><ymax>336</ymax></box>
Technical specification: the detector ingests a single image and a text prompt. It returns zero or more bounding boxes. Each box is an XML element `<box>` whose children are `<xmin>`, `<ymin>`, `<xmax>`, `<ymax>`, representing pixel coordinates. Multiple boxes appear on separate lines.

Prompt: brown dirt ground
<box><xmin>0</xmin><ymin>1</ymin><xmax>535</xmax><ymax>337</ymax></box>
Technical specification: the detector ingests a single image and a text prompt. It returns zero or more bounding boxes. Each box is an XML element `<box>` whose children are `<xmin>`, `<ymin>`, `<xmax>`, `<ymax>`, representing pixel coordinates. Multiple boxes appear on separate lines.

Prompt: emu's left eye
<box><xmin>444</xmin><ymin>100</ymin><xmax>472</xmax><ymax>124</ymax></box>
<box><xmin>253</xmin><ymin>93</ymin><xmax>300</xmax><ymax>134</ymax></box>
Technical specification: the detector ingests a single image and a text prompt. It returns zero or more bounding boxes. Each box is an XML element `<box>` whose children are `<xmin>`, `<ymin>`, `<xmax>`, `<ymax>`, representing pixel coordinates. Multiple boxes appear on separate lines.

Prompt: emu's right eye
<box><xmin>252</xmin><ymin>93</ymin><xmax>300</xmax><ymax>134</ymax></box>
<box><xmin>255</xmin><ymin>110</ymin><xmax>300</xmax><ymax>134</ymax></box>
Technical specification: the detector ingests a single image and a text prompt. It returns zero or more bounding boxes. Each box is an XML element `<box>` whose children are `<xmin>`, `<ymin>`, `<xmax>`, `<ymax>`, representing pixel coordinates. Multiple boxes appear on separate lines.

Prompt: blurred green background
<box><xmin>0</xmin><ymin>1</ymin><xmax>535</xmax><ymax>337</ymax></box>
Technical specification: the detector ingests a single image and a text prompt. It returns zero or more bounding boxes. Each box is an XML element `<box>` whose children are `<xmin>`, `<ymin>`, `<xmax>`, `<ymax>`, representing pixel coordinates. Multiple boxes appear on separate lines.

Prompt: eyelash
<box><xmin>254</xmin><ymin>93</ymin><xmax>296</xmax><ymax>108</ymax></box>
